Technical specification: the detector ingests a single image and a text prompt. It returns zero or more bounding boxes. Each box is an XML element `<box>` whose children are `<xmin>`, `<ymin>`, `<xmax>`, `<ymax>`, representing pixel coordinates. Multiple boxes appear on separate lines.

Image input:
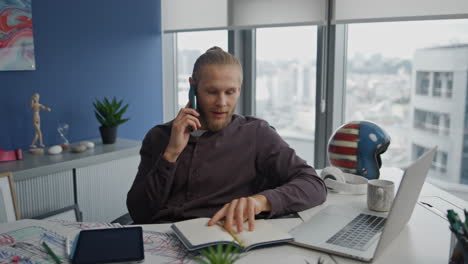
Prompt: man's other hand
<box><xmin>207</xmin><ymin>194</ymin><xmax>271</xmax><ymax>233</ymax></box>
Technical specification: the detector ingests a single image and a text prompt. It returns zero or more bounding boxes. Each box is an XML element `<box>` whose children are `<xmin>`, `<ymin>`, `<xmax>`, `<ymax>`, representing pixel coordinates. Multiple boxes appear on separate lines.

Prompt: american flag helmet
<box><xmin>328</xmin><ymin>121</ymin><xmax>391</xmax><ymax>180</ymax></box>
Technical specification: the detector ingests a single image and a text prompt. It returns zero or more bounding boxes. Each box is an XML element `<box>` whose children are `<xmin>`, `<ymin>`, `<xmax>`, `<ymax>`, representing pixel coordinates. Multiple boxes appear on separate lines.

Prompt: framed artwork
<box><xmin>0</xmin><ymin>0</ymin><xmax>36</xmax><ymax>71</ymax></box>
<box><xmin>0</xmin><ymin>172</ymin><xmax>20</xmax><ymax>222</ymax></box>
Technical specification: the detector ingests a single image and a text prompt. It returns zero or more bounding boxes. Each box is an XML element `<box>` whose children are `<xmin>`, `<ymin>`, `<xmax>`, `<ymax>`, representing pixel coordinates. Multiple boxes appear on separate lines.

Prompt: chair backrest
<box><xmin>111</xmin><ymin>213</ymin><xmax>134</xmax><ymax>225</ymax></box>
<box><xmin>32</xmin><ymin>204</ymin><xmax>82</xmax><ymax>222</ymax></box>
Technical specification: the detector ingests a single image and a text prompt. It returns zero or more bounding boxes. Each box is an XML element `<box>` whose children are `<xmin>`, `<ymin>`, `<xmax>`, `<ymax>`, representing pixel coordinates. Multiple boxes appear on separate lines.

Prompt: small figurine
<box><xmin>57</xmin><ymin>123</ymin><xmax>70</xmax><ymax>149</ymax></box>
<box><xmin>30</xmin><ymin>93</ymin><xmax>51</xmax><ymax>148</ymax></box>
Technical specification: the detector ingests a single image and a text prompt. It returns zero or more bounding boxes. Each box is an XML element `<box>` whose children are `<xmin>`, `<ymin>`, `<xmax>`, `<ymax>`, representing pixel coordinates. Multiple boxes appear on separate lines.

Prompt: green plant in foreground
<box><xmin>93</xmin><ymin>97</ymin><xmax>129</xmax><ymax>127</ymax></box>
<box><xmin>193</xmin><ymin>243</ymin><xmax>240</xmax><ymax>264</ymax></box>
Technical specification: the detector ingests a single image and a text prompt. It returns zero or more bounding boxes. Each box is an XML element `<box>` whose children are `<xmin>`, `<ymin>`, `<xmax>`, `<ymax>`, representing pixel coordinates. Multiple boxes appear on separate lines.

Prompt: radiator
<box><xmin>16</xmin><ymin>170</ymin><xmax>74</xmax><ymax>219</ymax></box>
<box><xmin>75</xmin><ymin>156</ymin><xmax>139</xmax><ymax>222</ymax></box>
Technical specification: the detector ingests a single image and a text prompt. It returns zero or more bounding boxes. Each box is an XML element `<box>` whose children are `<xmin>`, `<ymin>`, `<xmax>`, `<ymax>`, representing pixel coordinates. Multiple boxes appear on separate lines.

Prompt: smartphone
<box><xmin>188</xmin><ymin>83</ymin><xmax>197</xmax><ymax>110</ymax></box>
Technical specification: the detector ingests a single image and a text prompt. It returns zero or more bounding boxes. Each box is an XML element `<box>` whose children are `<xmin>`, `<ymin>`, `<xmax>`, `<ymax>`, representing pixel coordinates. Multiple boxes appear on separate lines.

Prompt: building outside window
<box><xmin>440</xmin><ymin>152</ymin><xmax>448</xmax><ymax>173</ymax></box>
<box><xmin>412</xmin><ymin>144</ymin><xmax>448</xmax><ymax>174</ymax></box>
<box><xmin>176</xmin><ymin>31</ymin><xmax>228</xmax><ymax>110</ymax></box>
<box><xmin>430</xmin><ymin>113</ymin><xmax>440</xmax><ymax>134</ymax></box>
<box><xmin>416</xmin><ymin>71</ymin><xmax>430</xmax><ymax>95</ymax></box>
<box><xmin>433</xmin><ymin>72</ymin><xmax>442</xmax><ymax>97</ymax></box>
<box><xmin>413</xmin><ymin>109</ymin><xmax>450</xmax><ymax>135</ymax></box>
<box><xmin>346</xmin><ymin>20</ymin><xmax>468</xmax><ymax>199</ymax></box>
<box><xmin>413</xmin><ymin>109</ymin><xmax>425</xmax><ymax>130</ymax></box>
<box><xmin>256</xmin><ymin>26</ymin><xmax>317</xmax><ymax>165</ymax></box>
<box><xmin>447</xmin><ymin>72</ymin><xmax>454</xmax><ymax>97</ymax></box>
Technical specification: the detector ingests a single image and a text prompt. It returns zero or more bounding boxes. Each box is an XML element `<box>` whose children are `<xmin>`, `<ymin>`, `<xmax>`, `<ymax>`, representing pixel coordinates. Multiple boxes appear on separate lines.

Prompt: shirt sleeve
<box><xmin>126</xmin><ymin>127</ymin><xmax>177</xmax><ymax>224</ymax></box>
<box><xmin>255</xmin><ymin>120</ymin><xmax>327</xmax><ymax>218</ymax></box>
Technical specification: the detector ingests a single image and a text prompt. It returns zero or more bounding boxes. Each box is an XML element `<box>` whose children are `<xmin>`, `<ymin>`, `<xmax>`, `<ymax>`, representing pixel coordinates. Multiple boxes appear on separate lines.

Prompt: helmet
<box><xmin>328</xmin><ymin>121</ymin><xmax>391</xmax><ymax>180</ymax></box>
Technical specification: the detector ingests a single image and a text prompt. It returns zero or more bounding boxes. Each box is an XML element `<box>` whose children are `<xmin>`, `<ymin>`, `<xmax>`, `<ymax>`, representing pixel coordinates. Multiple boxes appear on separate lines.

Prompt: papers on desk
<box><xmin>0</xmin><ymin>219</ymin><xmax>198</xmax><ymax>264</ymax></box>
<box><xmin>0</xmin><ymin>218</ymin><xmax>325</xmax><ymax>264</ymax></box>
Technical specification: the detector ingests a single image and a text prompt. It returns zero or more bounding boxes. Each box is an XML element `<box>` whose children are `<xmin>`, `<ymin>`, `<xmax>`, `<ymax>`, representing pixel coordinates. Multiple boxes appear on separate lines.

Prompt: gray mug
<box><xmin>367</xmin><ymin>179</ymin><xmax>395</xmax><ymax>212</ymax></box>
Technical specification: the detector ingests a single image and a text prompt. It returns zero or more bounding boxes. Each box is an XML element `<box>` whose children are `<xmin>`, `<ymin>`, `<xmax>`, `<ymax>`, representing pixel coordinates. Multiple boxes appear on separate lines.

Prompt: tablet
<box><xmin>72</xmin><ymin>227</ymin><xmax>144</xmax><ymax>264</ymax></box>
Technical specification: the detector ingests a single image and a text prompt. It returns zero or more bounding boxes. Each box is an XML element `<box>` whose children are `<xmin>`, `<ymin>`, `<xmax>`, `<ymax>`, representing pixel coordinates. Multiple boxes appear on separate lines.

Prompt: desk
<box><xmin>0</xmin><ymin>168</ymin><xmax>466</xmax><ymax>263</ymax></box>
<box><xmin>295</xmin><ymin>167</ymin><xmax>467</xmax><ymax>263</ymax></box>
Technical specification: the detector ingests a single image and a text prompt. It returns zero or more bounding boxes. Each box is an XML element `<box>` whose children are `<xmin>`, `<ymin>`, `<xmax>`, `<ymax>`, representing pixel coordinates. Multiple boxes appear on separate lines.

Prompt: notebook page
<box><xmin>173</xmin><ymin>218</ymin><xmax>233</xmax><ymax>246</ymax></box>
<box><xmin>236</xmin><ymin>220</ymin><xmax>293</xmax><ymax>248</ymax></box>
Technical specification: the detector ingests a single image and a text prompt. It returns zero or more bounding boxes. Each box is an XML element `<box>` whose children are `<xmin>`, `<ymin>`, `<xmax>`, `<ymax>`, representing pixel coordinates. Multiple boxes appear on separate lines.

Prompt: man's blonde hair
<box><xmin>191</xmin><ymin>46</ymin><xmax>243</xmax><ymax>84</ymax></box>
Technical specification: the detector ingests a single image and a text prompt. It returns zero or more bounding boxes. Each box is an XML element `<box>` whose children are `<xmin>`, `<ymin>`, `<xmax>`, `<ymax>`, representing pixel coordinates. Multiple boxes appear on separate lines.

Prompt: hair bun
<box><xmin>207</xmin><ymin>46</ymin><xmax>223</xmax><ymax>52</ymax></box>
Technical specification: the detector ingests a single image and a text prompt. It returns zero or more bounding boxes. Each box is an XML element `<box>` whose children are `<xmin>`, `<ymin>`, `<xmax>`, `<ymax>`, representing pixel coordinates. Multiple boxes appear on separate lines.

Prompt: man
<box><xmin>127</xmin><ymin>47</ymin><xmax>327</xmax><ymax>232</ymax></box>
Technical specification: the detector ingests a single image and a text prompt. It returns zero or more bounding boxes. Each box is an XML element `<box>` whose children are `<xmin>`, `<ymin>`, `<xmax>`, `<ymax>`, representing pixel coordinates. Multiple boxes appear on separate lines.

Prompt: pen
<box><xmin>66</xmin><ymin>236</ymin><xmax>70</xmax><ymax>257</ymax></box>
<box><xmin>217</xmin><ymin>222</ymin><xmax>245</xmax><ymax>248</ymax></box>
<box><xmin>464</xmin><ymin>210</ymin><xmax>468</xmax><ymax>231</ymax></box>
<box><xmin>42</xmin><ymin>241</ymin><xmax>62</xmax><ymax>264</ymax></box>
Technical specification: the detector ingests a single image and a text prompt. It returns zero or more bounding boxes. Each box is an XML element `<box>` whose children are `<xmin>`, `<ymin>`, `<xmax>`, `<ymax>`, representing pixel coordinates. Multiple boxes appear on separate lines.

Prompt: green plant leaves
<box><xmin>193</xmin><ymin>243</ymin><xmax>240</xmax><ymax>264</ymax></box>
<box><xmin>93</xmin><ymin>96</ymin><xmax>130</xmax><ymax>127</ymax></box>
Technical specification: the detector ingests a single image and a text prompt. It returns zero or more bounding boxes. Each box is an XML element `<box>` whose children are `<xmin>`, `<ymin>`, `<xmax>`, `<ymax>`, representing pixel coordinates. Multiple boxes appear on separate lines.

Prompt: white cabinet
<box><xmin>0</xmin><ymin>139</ymin><xmax>141</xmax><ymax>222</ymax></box>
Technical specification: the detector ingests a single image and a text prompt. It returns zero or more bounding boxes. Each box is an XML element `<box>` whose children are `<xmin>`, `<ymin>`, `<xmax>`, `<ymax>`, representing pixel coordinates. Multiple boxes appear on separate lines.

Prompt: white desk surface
<box><xmin>295</xmin><ymin>167</ymin><xmax>468</xmax><ymax>264</ymax></box>
<box><xmin>0</xmin><ymin>168</ymin><xmax>465</xmax><ymax>264</ymax></box>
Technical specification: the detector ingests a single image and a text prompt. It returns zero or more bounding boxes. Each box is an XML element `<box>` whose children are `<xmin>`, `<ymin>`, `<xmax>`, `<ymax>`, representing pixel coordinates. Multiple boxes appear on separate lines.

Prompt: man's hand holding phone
<box><xmin>163</xmin><ymin>102</ymin><xmax>201</xmax><ymax>163</ymax></box>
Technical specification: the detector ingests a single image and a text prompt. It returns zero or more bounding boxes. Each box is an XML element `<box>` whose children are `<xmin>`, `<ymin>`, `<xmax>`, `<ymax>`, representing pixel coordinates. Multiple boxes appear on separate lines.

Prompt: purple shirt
<box><xmin>127</xmin><ymin>115</ymin><xmax>327</xmax><ymax>224</ymax></box>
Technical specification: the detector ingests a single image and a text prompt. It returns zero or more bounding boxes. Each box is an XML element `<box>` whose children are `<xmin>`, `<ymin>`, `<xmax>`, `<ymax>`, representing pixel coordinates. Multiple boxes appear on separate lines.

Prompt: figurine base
<box><xmin>29</xmin><ymin>148</ymin><xmax>44</xmax><ymax>155</ymax></box>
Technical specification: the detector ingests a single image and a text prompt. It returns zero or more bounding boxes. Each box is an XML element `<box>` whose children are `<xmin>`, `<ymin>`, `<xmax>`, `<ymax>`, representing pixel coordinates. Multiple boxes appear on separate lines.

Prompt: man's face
<box><xmin>195</xmin><ymin>64</ymin><xmax>242</xmax><ymax>132</ymax></box>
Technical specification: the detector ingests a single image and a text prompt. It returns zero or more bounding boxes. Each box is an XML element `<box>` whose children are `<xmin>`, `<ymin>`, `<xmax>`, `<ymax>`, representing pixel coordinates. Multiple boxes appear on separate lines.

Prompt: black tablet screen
<box><xmin>72</xmin><ymin>227</ymin><xmax>144</xmax><ymax>264</ymax></box>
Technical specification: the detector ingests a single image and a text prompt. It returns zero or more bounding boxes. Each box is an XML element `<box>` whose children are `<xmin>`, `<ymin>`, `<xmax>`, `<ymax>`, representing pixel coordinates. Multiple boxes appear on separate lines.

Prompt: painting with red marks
<box><xmin>0</xmin><ymin>0</ymin><xmax>35</xmax><ymax>71</ymax></box>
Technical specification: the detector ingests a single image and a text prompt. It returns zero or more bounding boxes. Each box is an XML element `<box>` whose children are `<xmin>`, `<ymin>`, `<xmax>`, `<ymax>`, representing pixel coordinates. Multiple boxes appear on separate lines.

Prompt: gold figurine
<box><xmin>30</xmin><ymin>93</ymin><xmax>51</xmax><ymax>148</ymax></box>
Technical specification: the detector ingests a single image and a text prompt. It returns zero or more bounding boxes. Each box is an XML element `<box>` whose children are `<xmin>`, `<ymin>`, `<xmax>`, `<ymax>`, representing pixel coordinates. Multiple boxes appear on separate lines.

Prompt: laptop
<box><xmin>290</xmin><ymin>147</ymin><xmax>437</xmax><ymax>262</ymax></box>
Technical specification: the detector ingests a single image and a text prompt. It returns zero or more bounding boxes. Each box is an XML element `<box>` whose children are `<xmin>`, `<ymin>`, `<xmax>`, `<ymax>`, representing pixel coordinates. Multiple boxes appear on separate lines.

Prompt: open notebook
<box><xmin>171</xmin><ymin>218</ymin><xmax>293</xmax><ymax>252</ymax></box>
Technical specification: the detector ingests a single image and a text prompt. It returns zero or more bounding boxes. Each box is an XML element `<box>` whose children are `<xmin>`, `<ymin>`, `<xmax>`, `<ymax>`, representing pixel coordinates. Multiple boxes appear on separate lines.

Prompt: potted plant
<box><xmin>93</xmin><ymin>97</ymin><xmax>129</xmax><ymax>144</ymax></box>
<box><xmin>193</xmin><ymin>244</ymin><xmax>240</xmax><ymax>264</ymax></box>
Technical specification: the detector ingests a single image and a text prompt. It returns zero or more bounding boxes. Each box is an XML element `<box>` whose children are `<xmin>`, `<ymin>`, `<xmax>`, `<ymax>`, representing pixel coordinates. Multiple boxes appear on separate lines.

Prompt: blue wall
<box><xmin>0</xmin><ymin>0</ymin><xmax>163</xmax><ymax>150</ymax></box>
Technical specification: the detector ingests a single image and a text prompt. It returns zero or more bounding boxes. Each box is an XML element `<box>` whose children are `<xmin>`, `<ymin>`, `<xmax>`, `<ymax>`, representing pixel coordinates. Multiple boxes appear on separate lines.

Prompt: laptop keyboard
<box><xmin>326</xmin><ymin>213</ymin><xmax>386</xmax><ymax>251</ymax></box>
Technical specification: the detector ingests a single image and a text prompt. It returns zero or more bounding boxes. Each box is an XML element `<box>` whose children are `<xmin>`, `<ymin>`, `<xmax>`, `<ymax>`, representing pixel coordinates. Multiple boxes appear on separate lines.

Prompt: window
<box><xmin>412</xmin><ymin>144</ymin><xmax>448</xmax><ymax>173</ymax></box>
<box><xmin>176</xmin><ymin>31</ymin><xmax>228</xmax><ymax>110</ymax></box>
<box><xmin>416</xmin><ymin>72</ymin><xmax>430</xmax><ymax>96</ymax></box>
<box><xmin>440</xmin><ymin>152</ymin><xmax>448</xmax><ymax>173</ymax></box>
<box><xmin>433</xmin><ymin>72</ymin><xmax>442</xmax><ymax>97</ymax></box>
<box><xmin>447</xmin><ymin>73</ymin><xmax>453</xmax><ymax>97</ymax></box>
<box><xmin>412</xmin><ymin>144</ymin><xmax>427</xmax><ymax>160</ymax></box>
<box><xmin>413</xmin><ymin>109</ymin><xmax>450</xmax><ymax>135</ymax></box>
<box><xmin>255</xmin><ymin>26</ymin><xmax>317</xmax><ymax>164</ymax></box>
<box><xmin>163</xmin><ymin>4</ymin><xmax>468</xmax><ymax>203</ymax></box>
<box><xmin>430</xmin><ymin>113</ymin><xmax>440</xmax><ymax>133</ymax></box>
<box><xmin>443</xmin><ymin>114</ymin><xmax>450</xmax><ymax>136</ymax></box>
<box><xmin>432</xmin><ymin>72</ymin><xmax>453</xmax><ymax>98</ymax></box>
<box><xmin>413</xmin><ymin>109</ymin><xmax>425</xmax><ymax>130</ymax></box>
<box><xmin>346</xmin><ymin>19</ymin><xmax>468</xmax><ymax>193</ymax></box>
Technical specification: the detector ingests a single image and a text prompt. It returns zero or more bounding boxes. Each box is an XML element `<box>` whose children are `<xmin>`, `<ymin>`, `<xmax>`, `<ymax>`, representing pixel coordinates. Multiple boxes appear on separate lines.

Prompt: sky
<box><xmin>348</xmin><ymin>19</ymin><xmax>468</xmax><ymax>59</ymax></box>
<box><xmin>177</xmin><ymin>19</ymin><xmax>468</xmax><ymax>61</ymax></box>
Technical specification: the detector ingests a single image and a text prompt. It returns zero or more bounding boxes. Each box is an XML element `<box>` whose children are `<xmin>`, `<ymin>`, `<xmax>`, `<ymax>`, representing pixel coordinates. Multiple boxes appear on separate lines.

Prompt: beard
<box><xmin>198</xmin><ymin>106</ymin><xmax>235</xmax><ymax>132</ymax></box>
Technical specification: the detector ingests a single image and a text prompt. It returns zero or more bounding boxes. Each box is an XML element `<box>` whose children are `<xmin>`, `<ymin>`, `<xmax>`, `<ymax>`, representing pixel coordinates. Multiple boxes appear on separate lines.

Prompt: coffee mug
<box><xmin>367</xmin><ymin>179</ymin><xmax>395</xmax><ymax>212</ymax></box>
